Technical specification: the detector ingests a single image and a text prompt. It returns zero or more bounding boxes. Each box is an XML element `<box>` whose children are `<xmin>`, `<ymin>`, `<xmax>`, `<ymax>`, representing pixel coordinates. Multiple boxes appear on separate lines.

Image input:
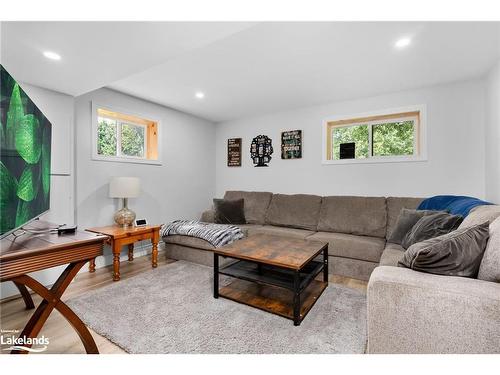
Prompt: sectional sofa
<box><xmin>163</xmin><ymin>190</ymin><xmax>500</xmax><ymax>353</ymax></box>
<box><xmin>163</xmin><ymin>190</ymin><xmax>424</xmax><ymax>281</ymax></box>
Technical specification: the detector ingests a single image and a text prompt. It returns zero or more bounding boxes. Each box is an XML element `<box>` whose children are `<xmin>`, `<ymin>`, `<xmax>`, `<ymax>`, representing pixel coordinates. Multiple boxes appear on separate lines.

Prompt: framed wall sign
<box><xmin>250</xmin><ymin>135</ymin><xmax>273</xmax><ymax>167</ymax></box>
<box><xmin>281</xmin><ymin>130</ymin><xmax>302</xmax><ymax>159</ymax></box>
<box><xmin>227</xmin><ymin>138</ymin><xmax>242</xmax><ymax>167</ymax></box>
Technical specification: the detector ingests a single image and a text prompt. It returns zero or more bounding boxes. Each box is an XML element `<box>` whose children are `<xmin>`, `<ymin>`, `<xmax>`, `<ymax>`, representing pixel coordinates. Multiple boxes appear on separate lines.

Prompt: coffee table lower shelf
<box><xmin>218</xmin><ymin>278</ymin><xmax>328</xmax><ymax>323</ymax></box>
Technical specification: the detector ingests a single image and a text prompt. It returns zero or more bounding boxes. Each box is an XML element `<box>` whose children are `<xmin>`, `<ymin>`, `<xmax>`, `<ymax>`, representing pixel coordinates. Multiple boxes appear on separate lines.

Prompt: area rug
<box><xmin>68</xmin><ymin>261</ymin><xmax>367</xmax><ymax>353</ymax></box>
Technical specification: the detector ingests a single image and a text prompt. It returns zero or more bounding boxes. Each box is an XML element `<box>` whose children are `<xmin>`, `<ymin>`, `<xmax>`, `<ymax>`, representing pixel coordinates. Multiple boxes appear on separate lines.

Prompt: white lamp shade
<box><xmin>109</xmin><ymin>177</ymin><xmax>140</xmax><ymax>198</ymax></box>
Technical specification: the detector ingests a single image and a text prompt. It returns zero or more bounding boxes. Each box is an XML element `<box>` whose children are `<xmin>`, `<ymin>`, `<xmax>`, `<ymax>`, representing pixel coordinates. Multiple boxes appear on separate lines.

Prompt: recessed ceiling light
<box><xmin>43</xmin><ymin>51</ymin><xmax>61</xmax><ymax>61</ymax></box>
<box><xmin>395</xmin><ymin>37</ymin><xmax>411</xmax><ymax>49</ymax></box>
<box><xmin>195</xmin><ymin>92</ymin><xmax>205</xmax><ymax>99</ymax></box>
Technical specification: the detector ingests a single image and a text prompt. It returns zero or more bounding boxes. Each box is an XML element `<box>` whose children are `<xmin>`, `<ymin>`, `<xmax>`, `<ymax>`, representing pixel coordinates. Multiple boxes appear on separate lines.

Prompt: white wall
<box><xmin>485</xmin><ymin>60</ymin><xmax>500</xmax><ymax>204</ymax></box>
<box><xmin>1</xmin><ymin>83</ymin><xmax>75</xmax><ymax>299</ymax></box>
<box><xmin>74</xmin><ymin>88</ymin><xmax>216</xmax><ymax>268</ymax></box>
<box><xmin>215</xmin><ymin>79</ymin><xmax>486</xmax><ymax>199</ymax></box>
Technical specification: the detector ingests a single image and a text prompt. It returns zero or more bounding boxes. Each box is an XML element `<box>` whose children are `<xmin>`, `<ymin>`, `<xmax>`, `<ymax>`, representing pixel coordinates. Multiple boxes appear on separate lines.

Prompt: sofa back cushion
<box><xmin>265</xmin><ymin>194</ymin><xmax>322</xmax><ymax>231</ymax></box>
<box><xmin>224</xmin><ymin>191</ymin><xmax>273</xmax><ymax>225</ymax></box>
<box><xmin>318</xmin><ymin>196</ymin><xmax>387</xmax><ymax>237</ymax></box>
<box><xmin>386</xmin><ymin>197</ymin><xmax>425</xmax><ymax>239</ymax></box>
<box><xmin>458</xmin><ymin>204</ymin><xmax>500</xmax><ymax>229</ymax></box>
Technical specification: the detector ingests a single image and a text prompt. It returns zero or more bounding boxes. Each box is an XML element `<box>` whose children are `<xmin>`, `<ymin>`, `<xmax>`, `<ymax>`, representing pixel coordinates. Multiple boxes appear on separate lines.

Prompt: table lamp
<box><xmin>109</xmin><ymin>177</ymin><xmax>140</xmax><ymax>227</ymax></box>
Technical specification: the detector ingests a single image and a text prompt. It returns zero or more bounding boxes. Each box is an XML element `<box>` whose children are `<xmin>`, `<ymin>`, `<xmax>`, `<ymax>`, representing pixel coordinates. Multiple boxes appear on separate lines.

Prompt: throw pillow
<box><xmin>398</xmin><ymin>222</ymin><xmax>490</xmax><ymax>277</ymax></box>
<box><xmin>388</xmin><ymin>208</ymin><xmax>440</xmax><ymax>244</ymax></box>
<box><xmin>478</xmin><ymin>216</ymin><xmax>500</xmax><ymax>282</ymax></box>
<box><xmin>213</xmin><ymin>198</ymin><xmax>246</xmax><ymax>225</ymax></box>
<box><xmin>401</xmin><ymin>212</ymin><xmax>463</xmax><ymax>249</ymax></box>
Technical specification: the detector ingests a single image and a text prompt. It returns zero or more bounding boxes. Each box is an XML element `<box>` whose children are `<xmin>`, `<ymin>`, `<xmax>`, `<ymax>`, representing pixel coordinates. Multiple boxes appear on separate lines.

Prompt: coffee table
<box><xmin>213</xmin><ymin>235</ymin><xmax>328</xmax><ymax>326</ymax></box>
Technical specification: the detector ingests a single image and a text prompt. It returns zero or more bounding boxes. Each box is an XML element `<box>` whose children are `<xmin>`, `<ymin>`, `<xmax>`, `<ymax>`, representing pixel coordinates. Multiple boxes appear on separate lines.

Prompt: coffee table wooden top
<box><xmin>214</xmin><ymin>235</ymin><xmax>328</xmax><ymax>270</ymax></box>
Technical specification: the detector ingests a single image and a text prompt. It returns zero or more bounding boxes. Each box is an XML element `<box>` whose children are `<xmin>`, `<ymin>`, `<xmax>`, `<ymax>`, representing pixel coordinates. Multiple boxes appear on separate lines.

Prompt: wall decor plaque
<box><xmin>281</xmin><ymin>130</ymin><xmax>302</xmax><ymax>159</ymax></box>
<box><xmin>250</xmin><ymin>135</ymin><xmax>273</xmax><ymax>167</ymax></box>
<box><xmin>227</xmin><ymin>138</ymin><xmax>242</xmax><ymax>167</ymax></box>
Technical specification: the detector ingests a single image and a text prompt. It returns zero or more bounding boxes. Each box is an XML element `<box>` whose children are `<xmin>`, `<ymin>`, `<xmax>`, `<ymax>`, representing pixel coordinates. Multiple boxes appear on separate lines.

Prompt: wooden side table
<box><xmin>0</xmin><ymin>220</ymin><xmax>107</xmax><ymax>354</ymax></box>
<box><xmin>86</xmin><ymin>225</ymin><xmax>162</xmax><ymax>281</ymax></box>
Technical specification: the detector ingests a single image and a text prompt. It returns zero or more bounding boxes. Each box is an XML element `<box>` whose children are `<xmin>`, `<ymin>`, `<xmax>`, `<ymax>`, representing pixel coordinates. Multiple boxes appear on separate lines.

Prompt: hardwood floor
<box><xmin>0</xmin><ymin>253</ymin><xmax>367</xmax><ymax>354</ymax></box>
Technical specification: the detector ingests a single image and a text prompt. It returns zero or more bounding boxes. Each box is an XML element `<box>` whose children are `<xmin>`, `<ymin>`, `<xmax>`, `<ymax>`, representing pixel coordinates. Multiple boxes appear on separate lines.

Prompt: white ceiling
<box><xmin>2</xmin><ymin>22</ymin><xmax>500</xmax><ymax>122</ymax></box>
<box><xmin>0</xmin><ymin>22</ymin><xmax>255</xmax><ymax>96</ymax></box>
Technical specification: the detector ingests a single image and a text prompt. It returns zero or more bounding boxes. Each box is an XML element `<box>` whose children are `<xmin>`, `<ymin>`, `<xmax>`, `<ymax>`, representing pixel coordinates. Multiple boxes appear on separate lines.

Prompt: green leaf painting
<box><xmin>0</xmin><ymin>161</ymin><xmax>19</xmax><ymax>233</ymax></box>
<box><xmin>41</xmin><ymin>126</ymin><xmax>51</xmax><ymax>199</ymax></box>
<box><xmin>1</xmin><ymin>65</ymin><xmax>52</xmax><ymax>235</ymax></box>
<box><xmin>17</xmin><ymin>165</ymin><xmax>40</xmax><ymax>202</ymax></box>
<box><xmin>6</xmin><ymin>83</ymin><xmax>24</xmax><ymax>148</ymax></box>
<box><xmin>15</xmin><ymin>114</ymin><xmax>42</xmax><ymax>164</ymax></box>
<box><xmin>15</xmin><ymin>200</ymin><xmax>32</xmax><ymax>227</ymax></box>
<box><xmin>0</xmin><ymin>120</ymin><xmax>4</xmax><ymax>148</ymax></box>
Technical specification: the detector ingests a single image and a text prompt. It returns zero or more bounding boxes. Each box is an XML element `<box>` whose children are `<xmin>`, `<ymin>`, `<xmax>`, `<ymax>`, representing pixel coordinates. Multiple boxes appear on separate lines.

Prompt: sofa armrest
<box><xmin>200</xmin><ymin>209</ymin><xmax>215</xmax><ymax>223</ymax></box>
<box><xmin>367</xmin><ymin>266</ymin><xmax>500</xmax><ymax>354</ymax></box>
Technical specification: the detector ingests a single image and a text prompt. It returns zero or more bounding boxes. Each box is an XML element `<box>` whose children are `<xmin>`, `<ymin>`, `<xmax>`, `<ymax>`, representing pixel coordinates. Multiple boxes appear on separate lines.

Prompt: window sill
<box><xmin>91</xmin><ymin>155</ymin><xmax>162</xmax><ymax>166</ymax></box>
<box><xmin>321</xmin><ymin>156</ymin><xmax>427</xmax><ymax>166</ymax></box>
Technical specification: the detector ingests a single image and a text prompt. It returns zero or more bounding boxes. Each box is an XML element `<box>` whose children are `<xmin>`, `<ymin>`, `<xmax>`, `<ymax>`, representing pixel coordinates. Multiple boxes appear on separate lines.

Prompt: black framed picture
<box><xmin>227</xmin><ymin>138</ymin><xmax>242</xmax><ymax>167</ymax></box>
<box><xmin>281</xmin><ymin>130</ymin><xmax>302</xmax><ymax>159</ymax></box>
<box><xmin>250</xmin><ymin>135</ymin><xmax>273</xmax><ymax>167</ymax></box>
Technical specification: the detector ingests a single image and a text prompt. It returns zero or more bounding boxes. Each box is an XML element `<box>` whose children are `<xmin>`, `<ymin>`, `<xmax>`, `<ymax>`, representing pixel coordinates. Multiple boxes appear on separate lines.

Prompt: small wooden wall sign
<box><xmin>227</xmin><ymin>138</ymin><xmax>242</xmax><ymax>167</ymax></box>
<box><xmin>281</xmin><ymin>130</ymin><xmax>302</xmax><ymax>159</ymax></box>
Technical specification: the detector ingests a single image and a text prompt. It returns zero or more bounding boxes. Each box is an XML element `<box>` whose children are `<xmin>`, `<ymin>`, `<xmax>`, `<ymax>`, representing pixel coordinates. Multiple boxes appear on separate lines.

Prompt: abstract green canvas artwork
<box><xmin>0</xmin><ymin>65</ymin><xmax>51</xmax><ymax>237</ymax></box>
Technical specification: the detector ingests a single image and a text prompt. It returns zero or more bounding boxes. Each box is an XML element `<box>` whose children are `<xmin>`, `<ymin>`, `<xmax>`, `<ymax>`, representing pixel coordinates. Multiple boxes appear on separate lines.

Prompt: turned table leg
<box><xmin>128</xmin><ymin>244</ymin><xmax>134</xmax><ymax>261</ymax></box>
<box><xmin>151</xmin><ymin>229</ymin><xmax>159</xmax><ymax>268</ymax></box>
<box><xmin>88</xmin><ymin>258</ymin><xmax>96</xmax><ymax>273</ymax></box>
<box><xmin>112</xmin><ymin>241</ymin><xmax>120</xmax><ymax>281</ymax></box>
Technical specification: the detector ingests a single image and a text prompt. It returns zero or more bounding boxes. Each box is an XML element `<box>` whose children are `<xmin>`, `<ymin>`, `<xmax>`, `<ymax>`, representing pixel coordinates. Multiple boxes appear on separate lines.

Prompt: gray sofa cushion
<box><xmin>318</xmin><ymin>196</ymin><xmax>387</xmax><ymax>238</ymax></box>
<box><xmin>459</xmin><ymin>204</ymin><xmax>500</xmax><ymax>229</ymax></box>
<box><xmin>398</xmin><ymin>222</ymin><xmax>490</xmax><ymax>277</ymax></box>
<box><xmin>249</xmin><ymin>225</ymin><xmax>315</xmax><ymax>239</ymax></box>
<box><xmin>478</xmin><ymin>217</ymin><xmax>500</xmax><ymax>282</ymax></box>
<box><xmin>388</xmin><ymin>209</ymin><xmax>439</xmax><ymax>245</ymax></box>
<box><xmin>401</xmin><ymin>212</ymin><xmax>463</xmax><ymax>249</ymax></box>
<box><xmin>163</xmin><ymin>235</ymin><xmax>215</xmax><ymax>251</ymax></box>
<box><xmin>224</xmin><ymin>191</ymin><xmax>273</xmax><ymax>224</ymax></box>
<box><xmin>386</xmin><ymin>197</ymin><xmax>424</xmax><ymax>239</ymax></box>
<box><xmin>307</xmin><ymin>231</ymin><xmax>386</xmax><ymax>262</ymax></box>
<box><xmin>265</xmin><ymin>194</ymin><xmax>322</xmax><ymax>231</ymax></box>
<box><xmin>379</xmin><ymin>243</ymin><xmax>405</xmax><ymax>266</ymax></box>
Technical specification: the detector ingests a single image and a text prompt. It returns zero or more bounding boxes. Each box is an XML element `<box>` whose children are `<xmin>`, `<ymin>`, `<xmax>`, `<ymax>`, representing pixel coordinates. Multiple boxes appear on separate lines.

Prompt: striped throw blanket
<box><xmin>160</xmin><ymin>220</ymin><xmax>244</xmax><ymax>248</ymax></box>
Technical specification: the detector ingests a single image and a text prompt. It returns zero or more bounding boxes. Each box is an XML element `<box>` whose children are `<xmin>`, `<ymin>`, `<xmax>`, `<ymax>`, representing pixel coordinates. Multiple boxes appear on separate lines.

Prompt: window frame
<box><xmin>322</xmin><ymin>105</ymin><xmax>427</xmax><ymax>165</ymax></box>
<box><xmin>92</xmin><ymin>102</ymin><xmax>162</xmax><ymax>165</ymax></box>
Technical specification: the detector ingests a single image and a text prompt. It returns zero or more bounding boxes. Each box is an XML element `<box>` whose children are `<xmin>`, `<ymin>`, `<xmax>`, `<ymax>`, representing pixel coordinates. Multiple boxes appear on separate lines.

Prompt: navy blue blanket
<box><xmin>417</xmin><ymin>195</ymin><xmax>492</xmax><ymax>217</ymax></box>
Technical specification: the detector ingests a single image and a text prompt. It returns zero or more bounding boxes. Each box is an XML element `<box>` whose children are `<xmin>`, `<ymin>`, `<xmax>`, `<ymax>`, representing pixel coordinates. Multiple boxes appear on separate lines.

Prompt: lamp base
<box><xmin>114</xmin><ymin>207</ymin><xmax>136</xmax><ymax>227</ymax></box>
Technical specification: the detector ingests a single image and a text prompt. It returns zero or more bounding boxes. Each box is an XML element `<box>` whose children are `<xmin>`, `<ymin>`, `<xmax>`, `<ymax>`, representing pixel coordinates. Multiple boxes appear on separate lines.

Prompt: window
<box><xmin>324</xmin><ymin>108</ymin><xmax>424</xmax><ymax>164</ymax></box>
<box><xmin>92</xmin><ymin>105</ymin><xmax>160</xmax><ymax>164</ymax></box>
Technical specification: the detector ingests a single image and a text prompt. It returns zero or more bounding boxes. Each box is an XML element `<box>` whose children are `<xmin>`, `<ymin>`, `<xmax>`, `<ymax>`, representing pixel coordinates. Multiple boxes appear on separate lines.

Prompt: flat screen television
<box><xmin>0</xmin><ymin>65</ymin><xmax>51</xmax><ymax>238</ymax></box>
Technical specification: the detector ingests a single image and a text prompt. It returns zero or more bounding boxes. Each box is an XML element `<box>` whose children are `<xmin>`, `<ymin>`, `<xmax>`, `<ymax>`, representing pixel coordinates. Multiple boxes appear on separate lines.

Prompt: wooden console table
<box><xmin>0</xmin><ymin>220</ymin><xmax>107</xmax><ymax>354</ymax></box>
<box><xmin>86</xmin><ymin>225</ymin><xmax>161</xmax><ymax>281</ymax></box>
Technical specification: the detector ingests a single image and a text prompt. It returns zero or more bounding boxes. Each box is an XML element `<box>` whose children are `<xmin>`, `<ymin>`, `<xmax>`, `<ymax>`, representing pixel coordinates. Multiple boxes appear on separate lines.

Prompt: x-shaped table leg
<box><xmin>10</xmin><ymin>260</ymin><xmax>98</xmax><ymax>354</ymax></box>
<box><xmin>12</xmin><ymin>281</ymin><xmax>35</xmax><ymax>309</ymax></box>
